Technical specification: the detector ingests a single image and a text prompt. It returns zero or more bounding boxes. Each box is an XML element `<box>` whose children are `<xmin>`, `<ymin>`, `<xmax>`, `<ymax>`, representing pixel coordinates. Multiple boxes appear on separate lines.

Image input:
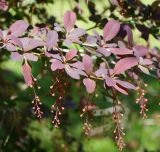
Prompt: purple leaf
<box><xmin>82</xmin><ymin>54</ymin><xmax>93</xmax><ymax>74</ymax></box>
<box><xmin>51</xmin><ymin>59</ymin><xmax>64</xmax><ymax>71</ymax></box>
<box><xmin>11</xmin><ymin>52</ymin><xmax>23</xmax><ymax>61</ymax></box>
<box><xmin>83</xmin><ymin>78</ymin><xmax>96</xmax><ymax>94</ymax></box>
<box><xmin>64</xmin><ymin>38</ymin><xmax>72</xmax><ymax>46</ymax></box>
<box><xmin>24</xmin><ymin>53</ymin><xmax>38</xmax><ymax>61</ymax></box>
<box><xmin>22</xmin><ymin>61</ymin><xmax>32</xmax><ymax>86</ymax></box>
<box><xmin>109</xmin><ymin>48</ymin><xmax>133</xmax><ymax>55</ymax></box>
<box><xmin>114</xmin><ymin>85</ymin><xmax>128</xmax><ymax>95</ymax></box>
<box><xmin>6</xmin><ymin>43</ymin><xmax>17</xmax><ymax>51</ymax></box>
<box><xmin>20</xmin><ymin>38</ymin><xmax>44</xmax><ymax>51</ymax></box>
<box><xmin>97</xmin><ymin>47</ymin><xmax>111</xmax><ymax>57</ymax></box>
<box><xmin>9</xmin><ymin>35</ymin><xmax>23</xmax><ymax>48</ymax></box>
<box><xmin>105</xmin><ymin>75</ymin><xmax>116</xmax><ymax>87</ymax></box>
<box><xmin>133</xmin><ymin>45</ymin><xmax>148</xmax><ymax>57</ymax></box>
<box><xmin>138</xmin><ymin>65</ymin><xmax>150</xmax><ymax>75</ymax></box>
<box><xmin>123</xmin><ymin>25</ymin><xmax>133</xmax><ymax>47</ymax></box>
<box><xmin>95</xmin><ymin>68</ymin><xmax>108</xmax><ymax>78</ymax></box>
<box><xmin>113</xmin><ymin>57</ymin><xmax>139</xmax><ymax>75</ymax></box>
<box><xmin>64</xmin><ymin>11</ymin><xmax>76</xmax><ymax>32</ymax></box>
<box><xmin>65</xmin><ymin>48</ymin><xmax>77</xmax><ymax>61</ymax></box>
<box><xmin>9</xmin><ymin>20</ymin><xmax>29</xmax><ymax>37</ymax></box>
<box><xmin>116</xmin><ymin>80</ymin><xmax>136</xmax><ymax>89</ymax></box>
<box><xmin>93</xmin><ymin>30</ymin><xmax>101</xmax><ymax>42</ymax></box>
<box><xmin>103</xmin><ymin>20</ymin><xmax>120</xmax><ymax>41</ymax></box>
<box><xmin>70</xmin><ymin>61</ymin><xmax>84</xmax><ymax>70</ymax></box>
<box><xmin>86</xmin><ymin>35</ymin><xmax>97</xmax><ymax>44</ymax></box>
<box><xmin>46</xmin><ymin>30</ymin><xmax>58</xmax><ymax>50</ymax></box>
<box><xmin>139</xmin><ymin>58</ymin><xmax>152</xmax><ymax>65</ymax></box>
<box><xmin>65</xmin><ymin>65</ymin><xmax>80</xmax><ymax>79</ymax></box>
<box><xmin>69</xmin><ymin>28</ymin><xmax>86</xmax><ymax>38</ymax></box>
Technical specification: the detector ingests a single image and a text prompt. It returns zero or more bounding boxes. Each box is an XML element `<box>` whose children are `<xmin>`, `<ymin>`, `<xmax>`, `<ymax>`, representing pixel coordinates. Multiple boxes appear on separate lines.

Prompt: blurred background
<box><xmin>0</xmin><ymin>0</ymin><xmax>160</xmax><ymax>152</ymax></box>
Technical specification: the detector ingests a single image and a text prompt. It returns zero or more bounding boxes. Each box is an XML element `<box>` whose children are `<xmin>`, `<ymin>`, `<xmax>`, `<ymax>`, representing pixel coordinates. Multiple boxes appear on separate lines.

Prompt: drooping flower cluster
<box><xmin>0</xmin><ymin>10</ymin><xmax>158</xmax><ymax>151</ymax></box>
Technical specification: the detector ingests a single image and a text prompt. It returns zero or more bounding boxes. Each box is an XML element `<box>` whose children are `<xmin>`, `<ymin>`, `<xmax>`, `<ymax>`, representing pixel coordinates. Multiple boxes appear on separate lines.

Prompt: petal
<box><xmin>82</xmin><ymin>54</ymin><xmax>93</xmax><ymax>74</ymax></box>
<box><xmin>113</xmin><ymin>57</ymin><xmax>139</xmax><ymax>75</ymax></box>
<box><xmin>83</xmin><ymin>78</ymin><xmax>96</xmax><ymax>94</ymax></box>
<box><xmin>103</xmin><ymin>20</ymin><xmax>120</xmax><ymax>41</ymax></box>
<box><xmin>65</xmin><ymin>48</ymin><xmax>77</xmax><ymax>61</ymax></box>
<box><xmin>64</xmin><ymin>11</ymin><xmax>76</xmax><ymax>32</ymax></box>
<box><xmin>22</xmin><ymin>61</ymin><xmax>32</xmax><ymax>86</ymax></box>
<box><xmin>24</xmin><ymin>53</ymin><xmax>38</xmax><ymax>61</ymax></box>
<box><xmin>46</xmin><ymin>30</ymin><xmax>58</xmax><ymax>50</ymax></box>
<box><xmin>51</xmin><ymin>59</ymin><xmax>64</xmax><ymax>71</ymax></box>
<box><xmin>11</xmin><ymin>52</ymin><xmax>23</xmax><ymax>61</ymax></box>
<box><xmin>9</xmin><ymin>20</ymin><xmax>29</xmax><ymax>37</ymax></box>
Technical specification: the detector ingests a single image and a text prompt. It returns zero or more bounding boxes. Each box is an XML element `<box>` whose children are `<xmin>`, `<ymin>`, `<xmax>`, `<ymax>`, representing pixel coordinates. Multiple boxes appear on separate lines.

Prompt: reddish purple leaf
<box><xmin>6</xmin><ymin>43</ymin><xmax>17</xmax><ymax>51</ymax></box>
<box><xmin>11</xmin><ymin>52</ymin><xmax>23</xmax><ymax>61</ymax></box>
<box><xmin>133</xmin><ymin>45</ymin><xmax>148</xmax><ymax>57</ymax></box>
<box><xmin>65</xmin><ymin>65</ymin><xmax>80</xmax><ymax>79</ymax></box>
<box><xmin>109</xmin><ymin>48</ymin><xmax>133</xmax><ymax>55</ymax></box>
<box><xmin>139</xmin><ymin>58</ymin><xmax>152</xmax><ymax>65</ymax></box>
<box><xmin>113</xmin><ymin>57</ymin><xmax>139</xmax><ymax>75</ymax></box>
<box><xmin>9</xmin><ymin>20</ymin><xmax>29</xmax><ymax>37</ymax></box>
<box><xmin>70</xmin><ymin>61</ymin><xmax>84</xmax><ymax>70</ymax></box>
<box><xmin>97</xmin><ymin>47</ymin><xmax>111</xmax><ymax>57</ymax></box>
<box><xmin>20</xmin><ymin>38</ymin><xmax>44</xmax><ymax>51</ymax></box>
<box><xmin>9</xmin><ymin>35</ymin><xmax>23</xmax><ymax>48</ymax></box>
<box><xmin>116</xmin><ymin>80</ymin><xmax>136</xmax><ymax>89</ymax></box>
<box><xmin>114</xmin><ymin>85</ymin><xmax>128</xmax><ymax>95</ymax></box>
<box><xmin>83</xmin><ymin>78</ymin><xmax>96</xmax><ymax>94</ymax></box>
<box><xmin>64</xmin><ymin>11</ymin><xmax>76</xmax><ymax>32</ymax></box>
<box><xmin>51</xmin><ymin>59</ymin><xmax>64</xmax><ymax>71</ymax></box>
<box><xmin>65</xmin><ymin>48</ymin><xmax>77</xmax><ymax>61</ymax></box>
<box><xmin>86</xmin><ymin>35</ymin><xmax>97</xmax><ymax>44</ymax></box>
<box><xmin>24</xmin><ymin>53</ymin><xmax>38</xmax><ymax>61</ymax></box>
<box><xmin>69</xmin><ymin>28</ymin><xmax>86</xmax><ymax>38</ymax></box>
<box><xmin>22</xmin><ymin>61</ymin><xmax>32</xmax><ymax>86</ymax></box>
<box><xmin>105</xmin><ymin>75</ymin><xmax>116</xmax><ymax>87</ymax></box>
<box><xmin>46</xmin><ymin>30</ymin><xmax>58</xmax><ymax>50</ymax></box>
<box><xmin>103</xmin><ymin>20</ymin><xmax>120</xmax><ymax>41</ymax></box>
<box><xmin>123</xmin><ymin>25</ymin><xmax>133</xmax><ymax>47</ymax></box>
<box><xmin>82</xmin><ymin>54</ymin><xmax>93</xmax><ymax>74</ymax></box>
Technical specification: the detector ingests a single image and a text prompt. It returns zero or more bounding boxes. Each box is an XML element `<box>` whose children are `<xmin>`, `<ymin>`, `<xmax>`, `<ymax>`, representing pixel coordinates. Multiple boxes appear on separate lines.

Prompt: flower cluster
<box><xmin>0</xmin><ymin>10</ymin><xmax>158</xmax><ymax>151</ymax></box>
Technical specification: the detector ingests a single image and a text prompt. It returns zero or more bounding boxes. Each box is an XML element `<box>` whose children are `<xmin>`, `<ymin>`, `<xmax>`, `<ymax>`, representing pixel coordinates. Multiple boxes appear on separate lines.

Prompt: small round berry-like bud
<box><xmin>34</xmin><ymin>78</ymin><xmax>37</xmax><ymax>82</ymax></box>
